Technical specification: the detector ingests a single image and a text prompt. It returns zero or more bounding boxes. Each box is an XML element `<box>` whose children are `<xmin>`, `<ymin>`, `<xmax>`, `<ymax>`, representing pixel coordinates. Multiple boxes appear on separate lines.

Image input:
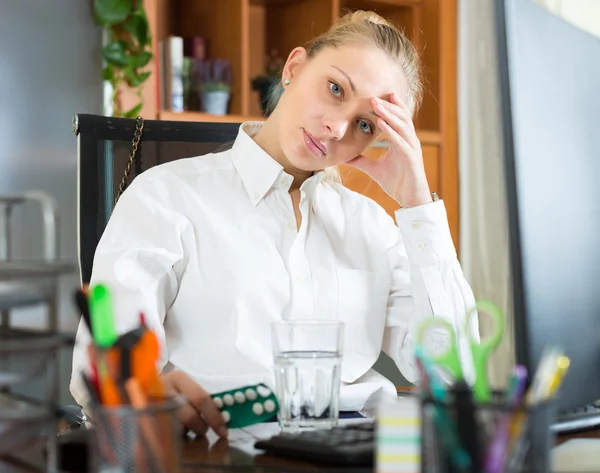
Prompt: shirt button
<box><xmin>412</xmin><ymin>221</ymin><xmax>421</xmax><ymax>230</ymax></box>
<box><xmin>286</xmin><ymin>221</ymin><xmax>296</xmax><ymax>231</ymax></box>
<box><xmin>416</xmin><ymin>241</ymin><xmax>426</xmax><ymax>250</ymax></box>
<box><xmin>253</xmin><ymin>192</ymin><xmax>260</xmax><ymax>201</ymax></box>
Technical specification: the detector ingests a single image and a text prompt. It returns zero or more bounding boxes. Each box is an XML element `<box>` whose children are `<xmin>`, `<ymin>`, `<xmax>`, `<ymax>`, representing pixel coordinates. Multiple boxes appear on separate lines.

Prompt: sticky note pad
<box><xmin>376</xmin><ymin>395</ymin><xmax>421</xmax><ymax>473</ymax></box>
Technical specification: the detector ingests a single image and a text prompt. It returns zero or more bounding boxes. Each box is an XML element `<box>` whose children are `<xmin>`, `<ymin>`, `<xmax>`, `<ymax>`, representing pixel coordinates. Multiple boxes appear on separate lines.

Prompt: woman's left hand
<box><xmin>348</xmin><ymin>93</ymin><xmax>432</xmax><ymax>208</ymax></box>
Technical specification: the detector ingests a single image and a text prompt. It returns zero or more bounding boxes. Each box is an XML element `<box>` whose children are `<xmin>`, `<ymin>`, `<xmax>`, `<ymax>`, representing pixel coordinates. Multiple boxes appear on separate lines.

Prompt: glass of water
<box><xmin>271</xmin><ymin>320</ymin><xmax>344</xmax><ymax>432</ymax></box>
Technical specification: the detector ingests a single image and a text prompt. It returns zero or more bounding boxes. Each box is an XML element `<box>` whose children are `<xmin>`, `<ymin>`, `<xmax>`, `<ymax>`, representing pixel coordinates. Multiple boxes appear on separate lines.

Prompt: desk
<box><xmin>181</xmin><ymin>435</ymin><xmax>371</xmax><ymax>472</ymax></box>
<box><xmin>2</xmin><ymin>428</ymin><xmax>599</xmax><ymax>472</ymax></box>
<box><xmin>179</xmin><ymin>428</ymin><xmax>600</xmax><ymax>473</ymax></box>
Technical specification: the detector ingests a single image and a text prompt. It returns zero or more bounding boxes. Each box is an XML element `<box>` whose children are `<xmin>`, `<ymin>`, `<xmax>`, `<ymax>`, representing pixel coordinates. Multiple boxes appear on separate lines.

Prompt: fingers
<box><xmin>162</xmin><ymin>371</ymin><xmax>228</xmax><ymax>438</ymax></box>
<box><xmin>372</xmin><ymin>94</ymin><xmax>420</xmax><ymax>149</ymax></box>
<box><xmin>179</xmin><ymin>403</ymin><xmax>209</xmax><ymax>436</ymax></box>
<box><xmin>172</xmin><ymin>373</ymin><xmax>229</xmax><ymax>438</ymax></box>
<box><xmin>376</xmin><ymin>117</ymin><xmax>414</xmax><ymax>158</ymax></box>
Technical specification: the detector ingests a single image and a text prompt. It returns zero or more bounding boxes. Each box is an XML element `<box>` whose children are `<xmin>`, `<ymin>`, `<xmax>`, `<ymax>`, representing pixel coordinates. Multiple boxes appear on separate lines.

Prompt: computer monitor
<box><xmin>495</xmin><ymin>0</ymin><xmax>600</xmax><ymax>413</ymax></box>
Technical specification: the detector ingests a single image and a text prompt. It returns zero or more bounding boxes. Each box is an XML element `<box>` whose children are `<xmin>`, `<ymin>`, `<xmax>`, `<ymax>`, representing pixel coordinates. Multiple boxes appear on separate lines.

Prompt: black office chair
<box><xmin>60</xmin><ymin>114</ymin><xmax>240</xmax><ymax>431</ymax></box>
<box><xmin>73</xmin><ymin>113</ymin><xmax>240</xmax><ymax>285</ymax></box>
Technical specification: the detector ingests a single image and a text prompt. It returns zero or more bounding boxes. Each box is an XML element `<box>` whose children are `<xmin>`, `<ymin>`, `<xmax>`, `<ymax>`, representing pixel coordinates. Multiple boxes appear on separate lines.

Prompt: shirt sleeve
<box><xmin>69</xmin><ymin>172</ymin><xmax>191</xmax><ymax>407</ymax></box>
<box><xmin>381</xmin><ymin>200</ymin><xmax>479</xmax><ymax>384</ymax></box>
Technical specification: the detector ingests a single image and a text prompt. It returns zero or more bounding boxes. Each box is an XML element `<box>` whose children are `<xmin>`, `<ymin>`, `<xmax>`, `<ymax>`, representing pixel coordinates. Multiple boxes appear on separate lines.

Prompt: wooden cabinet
<box><xmin>135</xmin><ymin>0</ymin><xmax>459</xmax><ymax>248</ymax></box>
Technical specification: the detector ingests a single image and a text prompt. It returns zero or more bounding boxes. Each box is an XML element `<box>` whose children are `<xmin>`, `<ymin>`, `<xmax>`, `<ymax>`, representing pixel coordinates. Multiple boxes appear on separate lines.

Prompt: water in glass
<box><xmin>274</xmin><ymin>350</ymin><xmax>342</xmax><ymax>431</ymax></box>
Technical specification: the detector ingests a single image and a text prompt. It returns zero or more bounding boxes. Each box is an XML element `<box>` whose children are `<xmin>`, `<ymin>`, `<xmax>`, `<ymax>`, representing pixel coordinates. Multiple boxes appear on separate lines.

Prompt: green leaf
<box><xmin>127</xmin><ymin>51</ymin><xmax>152</xmax><ymax>68</ymax></box>
<box><xmin>123</xmin><ymin>102</ymin><xmax>143</xmax><ymax>118</ymax></box>
<box><xmin>124</xmin><ymin>68</ymin><xmax>150</xmax><ymax>87</ymax></box>
<box><xmin>137</xmin><ymin>3</ymin><xmax>152</xmax><ymax>44</ymax></box>
<box><xmin>123</xmin><ymin>12</ymin><xmax>149</xmax><ymax>47</ymax></box>
<box><xmin>94</xmin><ymin>0</ymin><xmax>132</xmax><ymax>26</ymax></box>
<box><xmin>102</xmin><ymin>65</ymin><xmax>114</xmax><ymax>81</ymax></box>
<box><xmin>102</xmin><ymin>40</ymin><xmax>128</xmax><ymax>66</ymax></box>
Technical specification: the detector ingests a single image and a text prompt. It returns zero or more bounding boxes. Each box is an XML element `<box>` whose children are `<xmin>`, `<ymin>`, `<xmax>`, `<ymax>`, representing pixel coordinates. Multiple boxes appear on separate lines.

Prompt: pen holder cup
<box><xmin>420</xmin><ymin>392</ymin><xmax>556</xmax><ymax>473</ymax></box>
<box><xmin>90</xmin><ymin>397</ymin><xmax>184</xmax><ymax>473</ymax></box>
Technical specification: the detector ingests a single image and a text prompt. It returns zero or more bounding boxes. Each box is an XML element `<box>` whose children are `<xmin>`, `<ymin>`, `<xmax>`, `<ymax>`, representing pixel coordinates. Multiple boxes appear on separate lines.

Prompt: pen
<box><xmin>416</xmin><ymin>347</ymin><xmax>472</xmax><ymax>473</ymax></box>
<box><xmin>96</xmin><ymin>346</ymin><xmax>123</xmax><ymax>406</ymax></box>
<box><xmin>81</xmin><ymin>372</ymin><xmax>101</xmax><ymax>405</ymax></box>
<box><xmin>504</xmin><ymin>349</ymin><xmax>568</xmax><ymax>473</ymax></box>
<box><xmin>87</xmin><ymin>342</ymin><xmax>101</xmax><ymax>399</ymax></box>
<box><xmin>74</xmin><ymin>289</ymin><xmax>93</xmax><ymax>336</ymax></box>
<box><xmin>547</xmin><ymin>355</ymin><xmax>570</xmax><ymax>398</ymax></box>
<box><xmin>125</xmin><ymin>378</ymin><xmax>166</xmax><ymax>473</ymax></box>
<box><xmin>88</xmin><ymin>283</ymin><xmax>118</xmax><ymax>347</ymax></box>
<box><xmin>453</xmin><ymin>380</ymin><xmax>481</xmax><ymax>472</ymax></box>
<box><xmin>483</xmin><ymin>365</ymin><xmax>528</xmax><ymax>473</ymax></box>
<box><xmin>134</xmin><ymin>326</ymin><xmax>162</xmax><ymax>397</ymax></box>
<box><xmin>527</xmin><ymin>348</ymin><xmax>562</xmax><ymax>403</ymax></box>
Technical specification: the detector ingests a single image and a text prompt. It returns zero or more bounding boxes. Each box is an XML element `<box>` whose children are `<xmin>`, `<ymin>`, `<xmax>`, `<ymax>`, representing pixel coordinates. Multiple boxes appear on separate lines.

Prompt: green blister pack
<box><xmin>211</xmin><ymin>383</ymin><xmax>279</xmax><ymax>429</ymax></box>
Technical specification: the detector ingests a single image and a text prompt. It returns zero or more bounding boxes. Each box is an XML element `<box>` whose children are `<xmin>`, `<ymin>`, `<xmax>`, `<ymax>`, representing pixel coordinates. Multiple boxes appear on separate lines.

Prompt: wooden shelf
<box><xmin>142</xmin><ymin>0</ymin><xmax>459</xmax><ymax>247</ymax></box>
<box><xmin>342</xmin><ymin>0</ymin><xmax>423</xmax><ymax>9</ymax></box>
<box><xmin>252</xmin><ymin>0</ymin><xmax>422</xmax><ymax>4</ymax></box>
<box><xmin>158</xmin><ymin>110</ymin><xmax>265</xmax><ymax>123</ymax></box>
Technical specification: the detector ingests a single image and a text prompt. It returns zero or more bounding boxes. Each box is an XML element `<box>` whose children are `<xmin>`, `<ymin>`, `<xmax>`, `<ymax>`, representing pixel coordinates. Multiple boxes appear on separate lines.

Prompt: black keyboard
<box><xmin>552</xmin><ymin>401</ymin><xmax>600</xmax><ymax>433</ymax></box>
<box><xmin>254</xmin><ymin>421</ymin><xmax>375</xmax><ymax>466</ymax></box>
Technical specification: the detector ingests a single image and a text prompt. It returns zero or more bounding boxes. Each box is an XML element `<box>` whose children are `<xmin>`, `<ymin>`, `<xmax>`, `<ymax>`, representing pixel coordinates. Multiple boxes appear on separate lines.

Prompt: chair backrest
<box><xmin>74</xmin><ymin>113</ymin><xmax>240</xmax><ymax>284</ymax></box>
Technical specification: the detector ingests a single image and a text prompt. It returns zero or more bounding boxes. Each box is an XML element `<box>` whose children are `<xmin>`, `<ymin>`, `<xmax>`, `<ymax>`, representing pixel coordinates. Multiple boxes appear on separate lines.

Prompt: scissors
<box><xmin>416</xmin><ymin>300</ymin><xmax>505</xmax><ymax>402</ymax></box>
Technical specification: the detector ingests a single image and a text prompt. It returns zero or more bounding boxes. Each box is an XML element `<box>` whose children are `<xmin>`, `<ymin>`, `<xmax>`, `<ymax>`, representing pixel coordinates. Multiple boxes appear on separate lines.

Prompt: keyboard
<box><xmin>253</xmin><ymin>404</ymin><xmax>600</xmax><ymax>465</ymax></box>
<box><xmin>254</xmin><ymin>421</ymin><xmax>375</xmax><ymax>466</ymax></box>
<box><xmin>552</xmin><ymin>401</ymin><xmax>600</xmax><ymax>433</ymax></box>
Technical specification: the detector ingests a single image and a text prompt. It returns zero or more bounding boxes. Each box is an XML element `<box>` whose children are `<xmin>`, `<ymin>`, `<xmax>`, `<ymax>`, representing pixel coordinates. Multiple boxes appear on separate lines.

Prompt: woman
<box><xmin>71</xmin><ymin>10</ymin><xmax>478</xmax><ymax>438</ymax></box>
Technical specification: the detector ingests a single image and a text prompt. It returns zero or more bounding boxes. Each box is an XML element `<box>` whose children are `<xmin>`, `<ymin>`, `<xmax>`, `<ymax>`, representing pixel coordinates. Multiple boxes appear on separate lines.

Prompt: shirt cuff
<box><xmin>394</xmin><ymin>200</ymin><xmax>457</xmax><ymax>265</ymax></box>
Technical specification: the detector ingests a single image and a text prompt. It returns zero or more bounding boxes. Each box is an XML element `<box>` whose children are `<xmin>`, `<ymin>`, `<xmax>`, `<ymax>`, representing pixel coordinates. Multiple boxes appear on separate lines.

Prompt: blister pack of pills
<box><xmin>211</xmin><ymin>383</ymin><xmax>279</xmax><ymax>428</ymax></box>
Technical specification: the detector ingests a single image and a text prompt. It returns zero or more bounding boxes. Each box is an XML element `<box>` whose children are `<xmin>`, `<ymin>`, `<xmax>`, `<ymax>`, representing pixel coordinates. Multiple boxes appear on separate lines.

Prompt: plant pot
<box><xmin>201</xmin><ymin>91</ymin><xmax>230</xmax><ymax>116</ymax></box>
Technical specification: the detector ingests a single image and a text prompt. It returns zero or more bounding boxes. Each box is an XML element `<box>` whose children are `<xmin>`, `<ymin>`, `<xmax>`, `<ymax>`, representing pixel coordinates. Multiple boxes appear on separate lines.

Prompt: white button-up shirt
<box><xmin>70</xmin><ymin>122</ymin><xmax>478</xmax><ymax>412</ymax></box>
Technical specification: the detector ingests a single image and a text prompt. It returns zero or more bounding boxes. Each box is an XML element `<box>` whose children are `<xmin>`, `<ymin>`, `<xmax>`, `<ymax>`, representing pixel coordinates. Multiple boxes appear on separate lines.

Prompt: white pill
<box><xmin>257</xmin><ymin>385</ymin><xmax>271</xmax><ymax>398</ymax></box>
<box><xmin>264</xmin><ymin>399</ymin><xmax>276</xmax><ymax>413</ymax></box>
<box><xmin>245</xmin><ymin>388</ymin><xmax>257</xmax><ymax>401</ymax></box>
<box><xmin>222</xmin><ymin>411</ymin><xmax>230</xmax><ymax>423</ymax></box>
<box><xmin>223</xmin><ymin>394</ymin><xmax>235</xmax><ymax>406</ymax></box>
<box><xmin>252</xmin><ymin>402</ymin><xmax>264</xmax><ymax>416</ymax></box>
<box><xmin>234</xmin><ymin>391</ymin><xmax>245</xmax><ymax>403</ymax></box>
<box><xmin>213</xmin><ymin>397</ymin><xmax>223</xmax><ymax>409</ymax></box>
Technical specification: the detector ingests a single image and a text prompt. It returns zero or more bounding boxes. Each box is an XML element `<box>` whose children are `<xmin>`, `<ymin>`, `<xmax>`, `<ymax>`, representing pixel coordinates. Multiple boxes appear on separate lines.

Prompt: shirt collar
<box><xmin>231</xmin><ymin>122</ymin><xmax>326</xmax><ymax>206</ymax></box>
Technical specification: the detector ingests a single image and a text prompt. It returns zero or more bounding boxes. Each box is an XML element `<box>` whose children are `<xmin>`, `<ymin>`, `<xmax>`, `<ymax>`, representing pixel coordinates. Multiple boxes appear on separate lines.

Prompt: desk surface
<box><xmin>2</xmin><ymin>426</ymin><xmax>599</xmax><ymax>473</ymax></box>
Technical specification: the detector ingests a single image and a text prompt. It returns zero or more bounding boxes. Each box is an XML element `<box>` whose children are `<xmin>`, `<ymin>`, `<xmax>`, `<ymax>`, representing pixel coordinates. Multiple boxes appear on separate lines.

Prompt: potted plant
<box><xmin>94</xmin><ymin>0</ymin><xmax>153</xmax><ymax>118</ymax></box>
<box><xmin>198</xmin><ymin>59</ymin><xmax>232</xmax><ymax>116</ymax></box>
<box><xmin>251</xmin><ymin>49</ymin><xmax>284</xmax><ymax>116</ymax></box>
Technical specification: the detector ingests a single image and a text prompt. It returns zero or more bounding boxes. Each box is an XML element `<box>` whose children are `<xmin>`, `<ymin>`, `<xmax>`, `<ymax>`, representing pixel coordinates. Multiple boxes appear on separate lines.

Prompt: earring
<box><xmin>283</xmin><ymin>78</ymin><xmax>291</xmax><ymax>85</ymax></box>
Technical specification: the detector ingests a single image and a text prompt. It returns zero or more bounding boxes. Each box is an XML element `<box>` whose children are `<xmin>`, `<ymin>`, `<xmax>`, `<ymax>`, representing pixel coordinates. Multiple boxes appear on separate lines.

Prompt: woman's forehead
<box><xmin>312</xmin><ymin>44</ymin><xmax>408</xmax><ymax>100</ymax></box>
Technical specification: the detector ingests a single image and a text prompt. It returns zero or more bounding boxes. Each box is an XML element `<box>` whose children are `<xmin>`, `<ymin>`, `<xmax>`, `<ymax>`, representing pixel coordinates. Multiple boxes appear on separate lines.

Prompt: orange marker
<box><xmin>125</xmin><ymin>378</ymin><xmax>166</xmax><ymax>469</ymax></box>
<box><xmin>97</xmin><ymin>347</ymin><xmax>122</xmax><ymax>406</ymax></box>
<box><xmin>132</xmin><ymin>327</ymin><xmax>163</xmax><ymax>397</ymax></box>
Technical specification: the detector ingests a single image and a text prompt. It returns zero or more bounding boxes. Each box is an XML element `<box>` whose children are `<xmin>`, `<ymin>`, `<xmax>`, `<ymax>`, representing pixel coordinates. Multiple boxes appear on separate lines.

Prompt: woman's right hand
<box><xmin>161</xmin><ymin>370</ymin><xmax>228</xmax><ymax>438</ymax></box>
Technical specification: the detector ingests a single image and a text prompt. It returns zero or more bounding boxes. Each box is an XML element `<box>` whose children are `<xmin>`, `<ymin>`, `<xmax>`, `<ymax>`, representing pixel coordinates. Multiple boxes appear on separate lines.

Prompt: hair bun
<box><xmin>341</xmin><ymin>10</ymin><xmax>392</xmax><ymax>27</ymax></box>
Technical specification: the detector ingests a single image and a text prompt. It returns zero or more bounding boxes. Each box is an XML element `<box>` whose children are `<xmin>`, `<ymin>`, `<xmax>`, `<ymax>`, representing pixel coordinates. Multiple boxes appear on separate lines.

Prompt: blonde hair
<box><xmin>269</xmin><ymin>10</ymin><xmax>424</xmax><ymax>182</ymax></box>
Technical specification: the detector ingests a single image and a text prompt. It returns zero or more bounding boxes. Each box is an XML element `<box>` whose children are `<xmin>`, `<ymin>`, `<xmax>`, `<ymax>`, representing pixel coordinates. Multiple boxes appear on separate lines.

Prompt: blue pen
<box><xmin>416</xmin><ymin>346</ymin><xmax>472</xmax><ymax>473</ymax></box>
<box><xmin>483</xmin><ymin>365</ymin><xmax>528</xmax><ymax>473</ymax></box>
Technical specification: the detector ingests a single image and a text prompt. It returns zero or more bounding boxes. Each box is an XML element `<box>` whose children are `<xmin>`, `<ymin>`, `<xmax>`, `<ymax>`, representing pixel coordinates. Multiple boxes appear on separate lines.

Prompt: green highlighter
<box><xmin>88</xmin><ymin>283</ymin><xmax>118</xmax><ymax>347</ymax></box>
<box><xmin>211</xmin><ymin>384</ymin><xmax>279</xmax><ymax>429</ymax></box>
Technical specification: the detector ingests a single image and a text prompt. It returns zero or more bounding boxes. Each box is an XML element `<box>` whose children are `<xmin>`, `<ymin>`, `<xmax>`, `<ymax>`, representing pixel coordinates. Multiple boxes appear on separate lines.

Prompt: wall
<box><xmin>0</xmin><ymin>0</ymin><xmax>103</xmax><ymax>402</ymax></box>
<box><xmin>534</xmin><ymin>0</ymin><xmax>600</xmax><ymax>37</ymax></box>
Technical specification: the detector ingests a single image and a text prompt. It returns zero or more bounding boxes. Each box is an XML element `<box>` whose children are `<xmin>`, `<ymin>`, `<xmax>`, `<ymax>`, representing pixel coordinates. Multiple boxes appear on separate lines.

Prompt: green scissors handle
<box><xmin>417</xmin><ymin>318</ymin><xmax>464</xmax><ymax>381</ymax></box>
<box><xmin>416</xmin><ymin>300</ymin><xmax>505</xmax><ymax>402</ymax></box>
<box><xmin>469</xmin><ymin>300</ymin><xmax>505</xmax><ymax>402</ymax></box>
